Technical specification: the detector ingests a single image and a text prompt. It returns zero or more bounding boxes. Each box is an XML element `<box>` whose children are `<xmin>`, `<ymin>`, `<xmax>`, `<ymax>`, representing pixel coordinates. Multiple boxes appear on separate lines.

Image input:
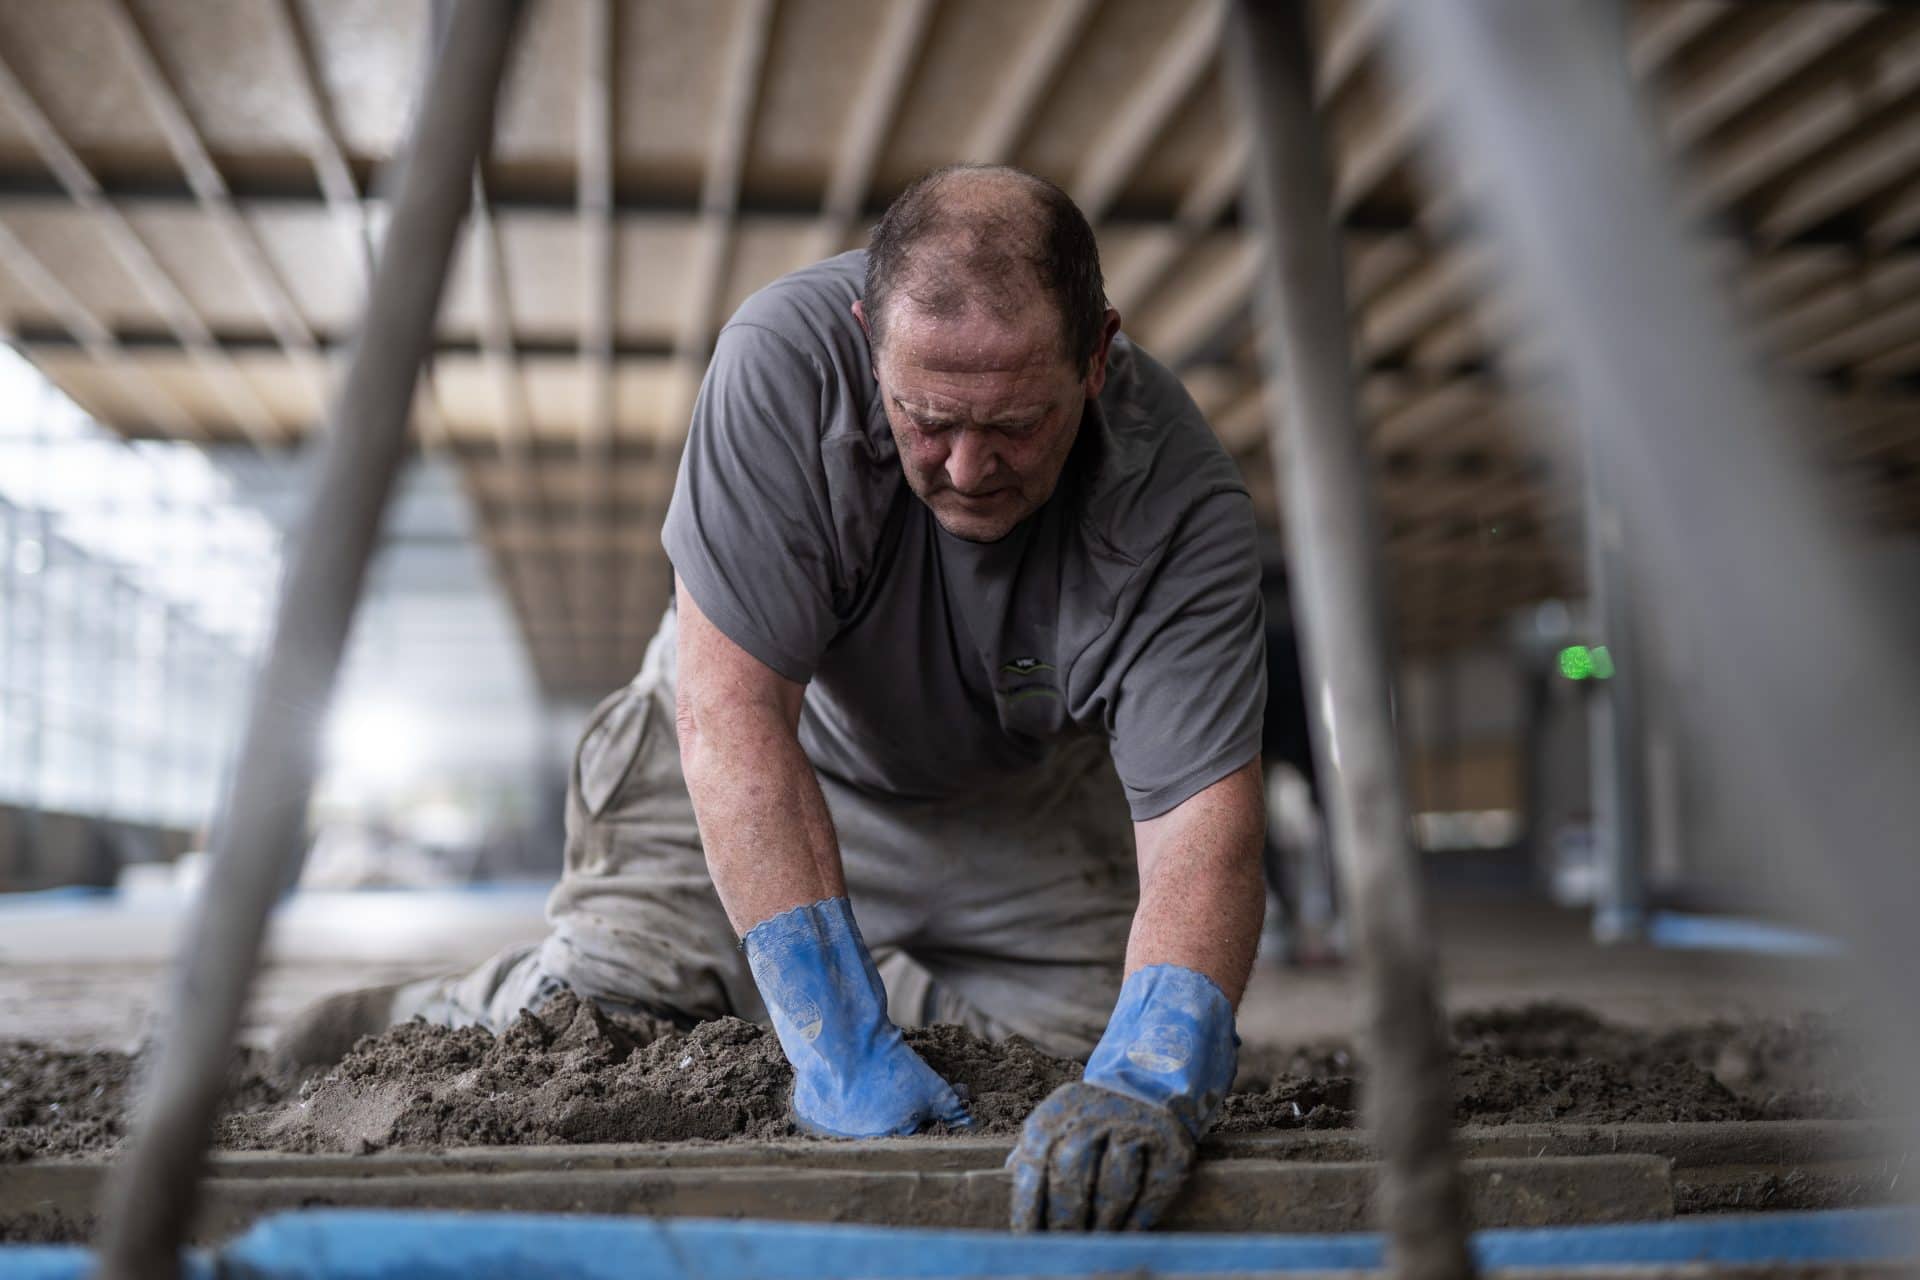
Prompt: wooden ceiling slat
<box><xmin>577</xmin><ymin>0</ymin><xmax>619</xmax><ymax>648</ymax></box>
<box><xmin>1299</xmin><ymin>3</ymin><xmax>1754</xmax><ymax>439</ymax></box>
<box><xmin>1070</xmin><ymin>0</ymin><xmax>1223</xmax><ymax>224</ymax></box>
<box><xmin>0</xmin><ymin>218</ymin><xmax>201</xmax><ymax>437</ymax></box>
<box><xmin>103</xmin><ymin>0</ymin><xmax>327</xmax><ymax>404</ymax></box>
<box><xmin>672</xmin><ymin>0</ymin><xmax>776</xmax><ymax>427</ymax></box>
<box><xmin>964</xmin><ymin>0</ymin><xmax>1094</xmax><ymax>166</ymax></box>
<box><xmin>1660</xmin><ymin>3</ymin><xmax>1877</xmax><ymax>151</ymax></box>
<box><xmin>1627</xmin><ymin>1</ymin><xmax>1736</xmax><ymax>79</ymax></box>
<box><xmin>0</xmin><ymin>47</ymin><xmax>285</xmax><ymax>448</ymax></box>
<box><xmin>1760</xmin><ymin>99</ymin><xmax>1920</xmax><ymax>247</ymax></box>
<box><xmin>268</xmin><ymin>0</ymin><xmax>373</xmax><ymax>284</ymax></box>
<box><xmin>808</xmin><ymin>0</ymin><xmax>935</xmax><ymax>264</ymax></box>
<box><xmin>468</xmin><ymin>179</ymin><xmax>576</xmax><ymax>668</ymax></box>
<box><xmin>1110</xmin><ymin>0</ymin><xmax>1381</xmax><ymax>319</ymax></box>
<box><xmin>0</xmin><ymin>0</ymin><xmax>1915</xmax><ymax>681</ymax></box>
<box><xmin>1683</xmin><ymin>21</ymin><xmax>1920</xmax><ymax>220</ymax></box>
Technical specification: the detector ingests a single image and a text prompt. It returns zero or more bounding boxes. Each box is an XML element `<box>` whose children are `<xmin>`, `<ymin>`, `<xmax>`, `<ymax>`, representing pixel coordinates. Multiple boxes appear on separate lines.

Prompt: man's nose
<box><xmin>945</xmin><ymin>428</ymin><xmax>998</xmax><ymax>494</ymax></box>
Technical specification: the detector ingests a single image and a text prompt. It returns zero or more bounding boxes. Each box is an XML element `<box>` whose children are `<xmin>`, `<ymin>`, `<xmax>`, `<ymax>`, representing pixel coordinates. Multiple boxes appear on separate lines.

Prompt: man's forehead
<box><xmin>880</xmin><ymin>298</ymin><xmax>1068</xmax><ymax>375</ymax></box>
<box><xmin>893</xmin><ymin>383</ymin><xmax>1055</xmax><ymax>422</ymax></box>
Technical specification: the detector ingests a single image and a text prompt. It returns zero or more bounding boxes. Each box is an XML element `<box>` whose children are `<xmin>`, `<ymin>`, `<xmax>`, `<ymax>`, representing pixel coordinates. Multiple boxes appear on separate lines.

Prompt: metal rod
<box><xmin>1222</xmin><ymin>5</ymin><xmax>1474</xmax><ymax>1278</ymax></box>
<box><xmin>92</xmin><ymin>4</ymin><xmax>525</xmax><ymax>1274</ymax></box>
<box><xmin>1389</xmin><ymin>0</ymin><xmax>1920</xmax><ymax>1189</ymax></box>
<box><xmin>1583</xmin><ymin>438</ymin><xmax>1647</xmax><ymax>943</ymax></box>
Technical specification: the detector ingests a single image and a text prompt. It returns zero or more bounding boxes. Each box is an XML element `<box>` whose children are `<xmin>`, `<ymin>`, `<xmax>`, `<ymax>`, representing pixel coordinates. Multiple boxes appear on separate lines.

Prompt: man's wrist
<box><xmin>1083</xmin><ymin>963</ymin><xmax>1238</xmax><ymax>1140</ymax></box>
<box><xmin>742</xmin><ymin>895</ymin><xmax>971</xmax><ymax>1137</ymax></box>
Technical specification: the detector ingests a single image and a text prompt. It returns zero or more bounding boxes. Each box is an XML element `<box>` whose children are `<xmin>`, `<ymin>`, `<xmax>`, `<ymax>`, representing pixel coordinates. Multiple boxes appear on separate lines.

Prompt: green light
<box><xmin>1558</xmin><ymin>645</ymin><xmax>1594</xmax><ymax>680</ymax></box>
<box><xmin>1590</xmin><ymin>645</ymin><xmax>1616</xmax><ymax>680</ymax></box>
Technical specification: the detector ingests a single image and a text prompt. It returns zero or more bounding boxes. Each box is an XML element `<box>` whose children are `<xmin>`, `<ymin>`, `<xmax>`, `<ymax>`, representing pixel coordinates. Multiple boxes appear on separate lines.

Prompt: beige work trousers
<box><xmin>398</xmin><ymin>607</ymin><xmax>1140</xmax><ymax>1058</ymax></box>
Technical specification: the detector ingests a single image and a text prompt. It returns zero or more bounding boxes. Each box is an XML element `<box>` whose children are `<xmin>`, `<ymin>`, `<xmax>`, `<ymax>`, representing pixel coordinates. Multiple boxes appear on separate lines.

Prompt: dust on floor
<box><xmin>1</xmin><ymin>996</ymin><xmax>1881</xmax><ymax>1162</ymax></box>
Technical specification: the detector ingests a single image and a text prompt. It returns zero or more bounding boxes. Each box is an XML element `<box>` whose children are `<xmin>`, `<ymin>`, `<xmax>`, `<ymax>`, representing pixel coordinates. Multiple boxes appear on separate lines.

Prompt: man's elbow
<box><xmin>675</xmin><ymin>682</ymin><xmax>793</xmax><ymax>792</ymax></box>
<box><xmin>674</xmin><ymin>683</ymin><xmax>720</xmax><ymax>789</ymax></box>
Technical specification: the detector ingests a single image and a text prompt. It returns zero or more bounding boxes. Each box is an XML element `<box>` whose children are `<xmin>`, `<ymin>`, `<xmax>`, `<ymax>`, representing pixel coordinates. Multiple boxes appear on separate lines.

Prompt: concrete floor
<box><xmin>0</xmin><ymin>884</ymin><xmax>551</xmax><ymax>1050</ymax></box>
<box><xmin>0</xmin><ymin>878</ymin><xmax>1846</xmax><ymax>1052</ymax></box>
<box><xmin>1238</xmin><ymin>891</ymin><xmax>1843</xmax><ymax>1045</ymax></box>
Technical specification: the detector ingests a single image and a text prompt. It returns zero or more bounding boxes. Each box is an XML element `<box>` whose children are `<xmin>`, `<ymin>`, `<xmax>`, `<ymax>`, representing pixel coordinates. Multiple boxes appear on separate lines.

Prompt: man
<box><xmin>276</xmin><ymin>164</ymin><xmax>1268</xmax><ymax>1232</ymax></box>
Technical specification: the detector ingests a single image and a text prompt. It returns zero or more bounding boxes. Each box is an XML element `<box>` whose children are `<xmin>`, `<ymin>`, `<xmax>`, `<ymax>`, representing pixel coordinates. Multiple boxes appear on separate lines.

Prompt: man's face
<box><xmin>859</xmin><ymin>298</ymin><xmax>1120</xmax><ymax>543</ymax></box>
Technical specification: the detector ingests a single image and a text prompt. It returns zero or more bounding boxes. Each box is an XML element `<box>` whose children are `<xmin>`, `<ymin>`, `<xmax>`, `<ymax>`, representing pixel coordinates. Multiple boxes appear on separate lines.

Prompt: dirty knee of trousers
<box><xmin>743</xmin><ymin>896</ymin><xmax>971</xmax><ymax>1138</ymax></box>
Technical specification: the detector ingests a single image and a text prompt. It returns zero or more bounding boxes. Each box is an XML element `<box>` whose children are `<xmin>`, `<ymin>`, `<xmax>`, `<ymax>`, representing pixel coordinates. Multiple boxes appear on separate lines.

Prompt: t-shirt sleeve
<box><xmin>661</xmin><ymin>322</ymin><xmax>844</xmax><ymax>683</ymax></box>
<box><xmin>1106</xmin><ymin>490</ymin><xmax>1268</xmax><ymax>820</ymax></box>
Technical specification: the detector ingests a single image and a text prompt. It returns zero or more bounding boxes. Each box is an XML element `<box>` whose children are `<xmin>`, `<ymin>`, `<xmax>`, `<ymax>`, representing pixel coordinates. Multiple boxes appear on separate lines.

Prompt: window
<box><xmin>0</xmin><ymin>348</ymin><xmax>280</xmax><ymax>831</ymax></box>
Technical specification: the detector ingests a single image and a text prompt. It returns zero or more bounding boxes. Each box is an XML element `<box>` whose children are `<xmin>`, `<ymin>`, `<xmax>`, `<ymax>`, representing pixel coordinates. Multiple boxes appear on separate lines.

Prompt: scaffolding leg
<box><xmin>1391</xmin><ymin>0</ymin><xmax>1920</xmax><ymax>1183</ymax></box>
<box><xmin>92</xmin><ymin>4</ymin><xmax>526</xmax><ymax>1275</ymax></box>
<box><xmin>1585</xmin><ymin>440</ymin><xmax>1648</xmax><ymax>943</ymax></box>
<box><xmin>1223</xmin><ymin>5</ymin><xmax>1474</xmax><ymax>1278</ymax></box>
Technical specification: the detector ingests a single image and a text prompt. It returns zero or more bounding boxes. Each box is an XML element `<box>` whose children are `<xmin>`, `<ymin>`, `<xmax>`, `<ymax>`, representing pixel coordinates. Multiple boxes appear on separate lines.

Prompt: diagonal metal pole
<box><xmin>1223</xmin><ymin>5</ymin><xmax>1474</xmax><ymax>1278</ymax></box>
<box><xmin>93</xmin><ymin>3</ymin><xmax>526</xmax><ymax>1275</ymax></box>
<box><xmin>1388</xmin><ymin>0</ymin><xmax>1920</xmax><ymax>1208</ymax></box>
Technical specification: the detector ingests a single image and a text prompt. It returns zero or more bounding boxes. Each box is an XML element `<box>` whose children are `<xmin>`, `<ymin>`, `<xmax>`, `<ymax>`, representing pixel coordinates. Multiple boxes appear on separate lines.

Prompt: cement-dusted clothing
<box><xmin>400</xmin><ymin>608</ymin><xmax>1139</xmax><ymax>1058</ymax></box>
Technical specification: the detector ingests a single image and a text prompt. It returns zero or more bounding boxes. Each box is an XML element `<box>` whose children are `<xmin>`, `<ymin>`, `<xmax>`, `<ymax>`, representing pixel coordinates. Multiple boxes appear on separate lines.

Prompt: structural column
<box><xmin>1584</xmin><ymin>440</ymin><xmax>1648</xmax><ymax>942</ymax></box>
<box><xmin>1222</xmin><ymin>5</ymin><xmax>1473</xmax><ymax>1278</ymax></box>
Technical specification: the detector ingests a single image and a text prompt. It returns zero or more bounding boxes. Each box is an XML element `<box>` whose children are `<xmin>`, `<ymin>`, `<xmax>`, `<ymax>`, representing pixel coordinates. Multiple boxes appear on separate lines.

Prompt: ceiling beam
<box><xmin>489</xmin><ymin>527</ymin><xmax>665</xmax><ymax>553</ymax></box>
<box><xmin>1109</xmin><ymin>0</ymin><xmax>1381</xmax><ymax>316</ymax></box>
<box><xmin>1661</xmin><ymin>4</ymin><xmax>1878</xmax><ymax>151</ymax></box>
<box><xmin>672</xmin><ymin>0</ymin><xmax>775</xmax><ymax>421</ymax></box>
<box><xmin>1071</xmin><ymin>0</ymin><xmax>1224</xmax><ymax>224</ymax></box>
<box><xmin>269</xmin><ymin>0</ymin><xmax>374</xmax><ymax>284</ymax></box>
<box><xmin>466</xmin><ymin>461</ymin><xmax>672</xmax><ymax>503</ymax></box>
<box><xmin>101</xmin><ymin>0</ymin><xmax>328</xmax><ymax>405</ymax></box>
<box><xmin>478</xmin><ymin>498</ymin><xmax>675</xmax><ymax>525</ymax></box>
<box><xmin>1626</xmin><ymin>1</ymin><xmax>1735</xmax><ymax>79</ymax></box>
<box><xmin>0</xmin><ymin>219</ymin><xmax>200</xmax><ymax>437</ymax></box>
<box><xmin>962</xmin><ymin>0</ymin><xmax>1095</xmax><ymax>164</ymax></box>
<box><xmin>8</xmin><ymin>322</ymin><xmax>677</xmax><ymax>360</ymax></box>
<box><xmin>578</xmin><ymin>0</ymin><xmax>619</xmax><ymax>649</ymax></box>
<box><xmin>0</xmin><ymin>176</ymin><xmax>1918</xmax><ymax>259</ymax></box>
<box><xmin>1760</xmin><ymin>98</ymin><xmax>1920</xmax><ymax>249</ymax></box>
<box><xmin>468</xmin><ymin>174</ymin><xmax>576</xmax><ymax>659</ymax></box>
<box><xmin>809</xmin><ymin>0</ymin><xmax>935</xmax><ymax>262</ymax></box>
<box><xmin>1682</xmin><ymin>20</ymin><xmax>1920</xmax><ymax>220</ymax></box>
<box><xmin>0</xmin><ymin>50</ymin><xmax>284</xmax><ymax>450</ymax></box>
<box><xmin>1239</xmin><ymin>2</ymin><xmax>1750</xmax><ymax>433</ymax></box>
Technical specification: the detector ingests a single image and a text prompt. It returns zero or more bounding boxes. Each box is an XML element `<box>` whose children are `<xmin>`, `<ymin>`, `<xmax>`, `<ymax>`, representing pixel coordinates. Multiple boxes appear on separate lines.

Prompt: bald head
<box><xmin>863</xmin><ymin>164</ymin><xmax>1108</xmax><ymax>373</ymax></box>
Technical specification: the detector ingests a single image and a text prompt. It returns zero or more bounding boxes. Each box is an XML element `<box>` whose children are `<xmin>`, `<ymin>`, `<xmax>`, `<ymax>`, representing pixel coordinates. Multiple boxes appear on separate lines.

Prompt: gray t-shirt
<box><xmin>662</xmin><ymin>251</ymin><xmax>1264</xmax><ymax>820</ymax></box>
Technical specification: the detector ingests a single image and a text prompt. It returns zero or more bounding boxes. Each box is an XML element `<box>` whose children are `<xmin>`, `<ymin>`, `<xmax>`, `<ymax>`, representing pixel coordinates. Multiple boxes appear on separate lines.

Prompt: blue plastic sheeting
<box><xmin>2</xmin><ymin>1208</ymin><xmax>1914</xmax><ymax>1278</ymax></box>
<box><xmin>0</xmin><ymin>1247</ymin><xmax>206</xmax><ymax>1280</ymax></box>
<box><xmin>0</xmin><ymin>886</ymin><xmax>115</xmax><ymax>911</ymax></box>
<box><xmin>1647</xmin><ymin>911</ymin><xmax>1841</xmax><ymax>957</ymax></box>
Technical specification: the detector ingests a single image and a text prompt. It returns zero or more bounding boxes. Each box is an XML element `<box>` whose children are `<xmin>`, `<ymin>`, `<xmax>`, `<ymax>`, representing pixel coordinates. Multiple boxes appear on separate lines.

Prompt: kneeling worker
<box><xmin>278</xmin><ymin>164</ymin><xmax>1268</xmax><ymax>1231</ymax></box>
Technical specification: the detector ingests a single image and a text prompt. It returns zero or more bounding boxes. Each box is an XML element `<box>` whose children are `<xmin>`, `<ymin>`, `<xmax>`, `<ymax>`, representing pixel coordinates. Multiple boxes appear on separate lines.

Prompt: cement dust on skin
<box><xmin>0</xmin><ymin>998</ymin><xmax>1883</xmax><ymax>1161</ymax></box>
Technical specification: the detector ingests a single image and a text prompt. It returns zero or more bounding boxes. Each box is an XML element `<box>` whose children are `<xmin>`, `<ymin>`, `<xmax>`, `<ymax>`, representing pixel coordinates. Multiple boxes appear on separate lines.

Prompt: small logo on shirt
<box><xmin>998</xmin><ymin>657</ymin><xmax>1060</xmax><ymax>705</ymax></box>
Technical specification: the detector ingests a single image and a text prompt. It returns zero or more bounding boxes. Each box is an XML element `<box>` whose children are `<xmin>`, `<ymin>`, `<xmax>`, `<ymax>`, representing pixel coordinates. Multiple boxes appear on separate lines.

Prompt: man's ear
<box><xmin>1083</xmin><ymin>307</ymin><xmax>1124</xmax><ymax>397</ymax></box>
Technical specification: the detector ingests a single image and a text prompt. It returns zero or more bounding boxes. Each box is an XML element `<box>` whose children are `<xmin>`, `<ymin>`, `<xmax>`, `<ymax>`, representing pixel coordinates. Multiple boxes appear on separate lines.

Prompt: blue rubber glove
<box><xmin>743</xmin><ymin>896</ymin><xmax>971</xmax><ymax>1138</ymax></box>
<box><xmin>1009</xmin><ymin>964</ymin><xmax>1237</xmax><ymax>1231</ymax></box>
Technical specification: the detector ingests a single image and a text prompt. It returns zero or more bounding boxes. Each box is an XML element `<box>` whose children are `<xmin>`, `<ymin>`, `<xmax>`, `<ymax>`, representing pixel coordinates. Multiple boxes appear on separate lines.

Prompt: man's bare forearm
<box><xmin>1126</xmin><ymin>758</ymin><xmax>1267</xmax><ymax>1006</ymax></box>
<box><xmin>674</xmin><ymin>578</ymin><xmax>844</xmax><ymax>935</ymax></box>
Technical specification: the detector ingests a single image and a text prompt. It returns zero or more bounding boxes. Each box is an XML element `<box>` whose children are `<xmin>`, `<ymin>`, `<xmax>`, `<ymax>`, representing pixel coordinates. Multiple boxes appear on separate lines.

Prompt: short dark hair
<box><xmin>863</xmin><ymin>164</ymin><xmax>1107</xmax><ymax>372</ymax></box>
